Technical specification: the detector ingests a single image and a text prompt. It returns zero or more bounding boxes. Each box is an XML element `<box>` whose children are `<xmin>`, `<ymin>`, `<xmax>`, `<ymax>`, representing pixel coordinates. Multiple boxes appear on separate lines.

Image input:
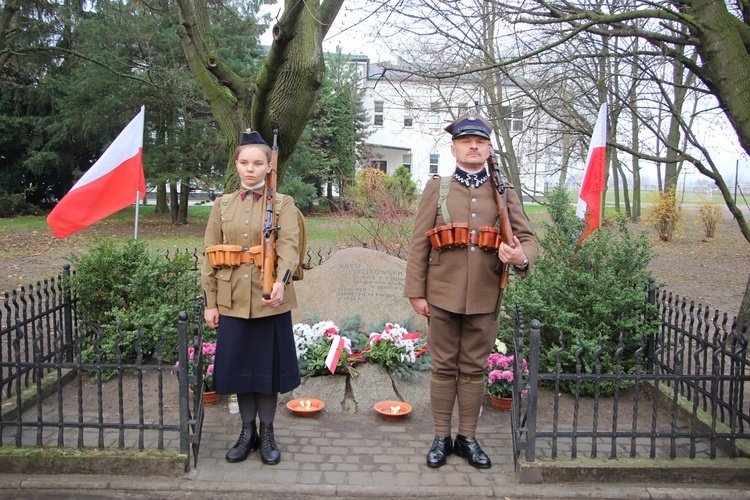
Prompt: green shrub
<box><xmin>0</xmin><ymin>191</ymin><xmax>41</xmax><ymax>218</ymax></box>
<box><xmin>502</xmin><ymin>187</ymin><xmax>658</xmax><ymax>396</ymax></box>
<box><xmin>279</xmin><ymin>174</ymin><xmax>318</xmax><ymax>215</ymax></box>
<box><xmin>70</xmin><ymin>240</ymin><xmax>199</xmax><ymax>370</ymax></box>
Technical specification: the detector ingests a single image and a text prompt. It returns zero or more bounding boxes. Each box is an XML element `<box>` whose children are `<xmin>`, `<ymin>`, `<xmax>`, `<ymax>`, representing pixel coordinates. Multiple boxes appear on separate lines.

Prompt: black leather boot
<box><xmin>426</xmin><ymin>435</ymin><xmax>453</xmax><ymax>468</ymax></box>
<box><xmin>225</xmin><ymin>421</ymin><xmax>259</xmax><ymax>463</ymax></box>
<box><xmin>259</xmin><ymin>422</ymin><xmax>280</xmax><ymax>465</ymax></box>
<box><xmin>453</xmin><ymin>434</ymin><xmax>491</xmax><ymax>469</ymax></box>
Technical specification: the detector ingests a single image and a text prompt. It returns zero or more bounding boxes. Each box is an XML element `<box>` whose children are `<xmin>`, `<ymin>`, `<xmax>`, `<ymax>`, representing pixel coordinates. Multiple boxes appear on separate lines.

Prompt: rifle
<box><xmin>260</xmin><ymin>129</ymin><xmax>280</xmax><ymax>299</ymax></box>
<box><xmin>487</xmin><ymin>145</ymin><xmax>515</xmax><ymax>290</ymax></box>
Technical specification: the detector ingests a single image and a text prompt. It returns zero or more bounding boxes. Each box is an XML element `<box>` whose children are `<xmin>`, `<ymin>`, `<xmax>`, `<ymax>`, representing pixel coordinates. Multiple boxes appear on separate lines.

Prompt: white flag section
<box><xmin>576</xmin><ymin>102</ymin><xmax>607</xmax><ymax>243</ymax></box>
<box><xmin>47</xmin><ymin>106</ymin><xmax>146</xmax><ymax>238</ymax></box>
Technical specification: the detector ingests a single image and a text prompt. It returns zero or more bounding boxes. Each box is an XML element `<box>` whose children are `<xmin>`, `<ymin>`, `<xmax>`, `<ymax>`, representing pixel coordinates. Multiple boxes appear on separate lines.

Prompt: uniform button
<box><xmin>243</xmin><ymin>274</ymin><xmax>249</xmax><ymax>280</ymax></box>
<box><xmin>219</xmin><ymin>274</ymin><xmax>224</xmax><ymax>279</ymax></box>
<box><xmin>220</xmin><ymin>217</ymin><xmax>226</xmax><ymax>222</ymax></box>
<box><xmin>471</xmin><ymin>213</ymin><xmax>477</xmax><ymax>218</ymax></box>
<box><xmin>244</xmin><ymin>220</ymin><xmax>249</xmax><ymax>225</ymax></box>
<box><xmin>470</xmin><ymin>247</ymin><xmax>476</xmax><ymax>252</ymax></box>
<box><xmin>471</xmin><ymin>197</ymin><xmax>477</xmax><ymax>203</ymax></box>
<box><xmin>428</xmin><ymin>257</ymin><xmax>433</xmax><ymax>263</ymax></box>
<box><xmin>243</xmin><ymin>233</ymin><xmax>249</xmax><ymax>239</ymax></box>
<box><xmin>245</xmin><ymin>208</ymin><xmax>250</xmax><ymax>213</ymax></box>
<box><xmin>470</xmin><ymin>229</ymin><xmax>477</xmax><ymax>234</ymax></box>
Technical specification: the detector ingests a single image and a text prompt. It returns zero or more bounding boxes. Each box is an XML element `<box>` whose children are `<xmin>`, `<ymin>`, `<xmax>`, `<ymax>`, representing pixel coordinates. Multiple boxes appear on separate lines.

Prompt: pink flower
<box><xmin>206</xmin><ymin>364</ymin><xmax>214</xmax><ymax>376</ymax></box>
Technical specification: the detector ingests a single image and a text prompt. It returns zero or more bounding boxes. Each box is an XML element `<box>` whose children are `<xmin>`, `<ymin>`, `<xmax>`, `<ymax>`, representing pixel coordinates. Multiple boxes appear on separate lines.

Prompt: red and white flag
<box><xmin>47</xmin><ymin>106</ymin><xmax>146</xmax><ymax>238</ymax></box>
<box><xmin>324</xmin><ymin>335</ymin><xmax>344</xmax><ymax>374</ymax></box>
<box><xmin>576</xmin><ymin>102</ymin><xmax>607</xmax><ymax>244</ymax></box>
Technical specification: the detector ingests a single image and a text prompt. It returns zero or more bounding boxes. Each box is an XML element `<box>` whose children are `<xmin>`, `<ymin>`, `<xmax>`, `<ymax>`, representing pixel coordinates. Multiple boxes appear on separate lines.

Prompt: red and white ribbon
<box><xmin>324</xmin><ymin>335</ymin><xmax>352</xmax><ymax>374</ymax></box>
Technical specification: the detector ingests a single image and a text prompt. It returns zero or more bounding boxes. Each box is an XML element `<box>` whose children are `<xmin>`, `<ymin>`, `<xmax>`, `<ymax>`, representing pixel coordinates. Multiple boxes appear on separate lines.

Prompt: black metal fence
<box><xmin>0</xmin><ymin>264</ymin><xmax>203</xmax><ymax>465</ymax></box>
<box><xmin>0</xmin><ymin>247</ymin><xmax>334</xmax><ymax>466</ymax></box>
<box><xmin>512</xmin><ymin>281</ymin><xmax>750</xmax><ymax>464</ymax></box>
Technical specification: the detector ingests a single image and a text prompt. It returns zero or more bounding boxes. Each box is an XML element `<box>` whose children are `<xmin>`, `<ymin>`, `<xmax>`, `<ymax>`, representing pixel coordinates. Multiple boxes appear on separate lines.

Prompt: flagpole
<box><xmin>134</xmin><ymin>190</ymin><xmax>140</xmax><ymax>239</ymax></box>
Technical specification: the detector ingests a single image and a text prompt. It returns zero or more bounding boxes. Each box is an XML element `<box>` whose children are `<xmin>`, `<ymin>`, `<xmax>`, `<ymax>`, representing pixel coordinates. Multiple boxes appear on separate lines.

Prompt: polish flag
<box><xmin>576</xmin><ymin>102</ymin><xmax>607</xmax><ymax>244</ymax></box>
<box><xmin>325</xmin><ymin>334</ymin><xmax>352</xmax><ymax>374</ymax></box>
<box><xmin>47</xmin><ymin>107</ymin><xmax>146</xmax><ymax>238</ymax></box>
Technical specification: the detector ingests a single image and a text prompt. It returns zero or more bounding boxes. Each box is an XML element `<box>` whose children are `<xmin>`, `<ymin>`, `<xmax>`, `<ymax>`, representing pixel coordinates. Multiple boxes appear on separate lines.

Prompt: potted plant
<box><xmin>175</xmin><ymin>341</ymin><xmax>218</xmax><ymax>405</ymax></box>
<box><xmin>486</xmin><ymin>341</ymin><xmax>528</xmax><ymax>410</ymax></box>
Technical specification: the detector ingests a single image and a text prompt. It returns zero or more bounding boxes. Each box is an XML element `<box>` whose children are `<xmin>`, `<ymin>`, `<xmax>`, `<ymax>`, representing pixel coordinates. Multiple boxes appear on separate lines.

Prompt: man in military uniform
<box><xmin>404</xmin><ymin>110</ymin><xmax>538</xmax><ymax>469</ymax></box>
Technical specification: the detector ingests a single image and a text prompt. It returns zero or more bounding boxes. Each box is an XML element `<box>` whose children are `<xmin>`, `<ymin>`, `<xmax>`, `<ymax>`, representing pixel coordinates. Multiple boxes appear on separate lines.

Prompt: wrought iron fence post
<box><xmin>525</xmin><ymin>319</ymin><xmax>541</xmax><ymax>462</ymax></box>
<box><xmin>646</xmin><ymin>277</ymin><xmax>656</xmax><ymax>373</ymax></box>
<box><xmin>62</xmin><ymin>264</ymin><xmax>73</xmax><ymax>363</ymax></box>
<box><xmin>177</xmin><ymin>311</ymin><xmax>190</xmax><ymax>456</ymax></box>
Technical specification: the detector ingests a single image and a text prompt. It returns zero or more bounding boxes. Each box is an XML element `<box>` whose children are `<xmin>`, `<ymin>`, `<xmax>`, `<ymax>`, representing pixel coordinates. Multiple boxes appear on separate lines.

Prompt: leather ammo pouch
<box><xmin>477</xmin><ymin>226</ymin><xmax>501</xmax><ymax>252</ymax></box>
<box><xmin>426</xmin><ymin>222</ymin><xmax>470</xmax><ymax>251</ymax></box>
<box><xmin>206</xmin><ymin>244</ymin><xmax>262</xmax><ymax>268</ymax></box>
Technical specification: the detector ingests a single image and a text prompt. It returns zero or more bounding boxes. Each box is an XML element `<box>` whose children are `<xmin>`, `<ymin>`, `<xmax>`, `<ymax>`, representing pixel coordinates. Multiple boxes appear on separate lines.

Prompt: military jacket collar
<box><xmin>453</xmin><ymin>166</ymin><xmax>488</xmax><ymax>188</ymax></box>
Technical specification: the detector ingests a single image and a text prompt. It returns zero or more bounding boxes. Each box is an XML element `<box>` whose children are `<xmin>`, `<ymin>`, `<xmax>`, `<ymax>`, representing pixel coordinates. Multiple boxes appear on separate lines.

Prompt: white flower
<box><xmin>495</xmin><ymin>340</ymin><xmax>508</xmax><ymax>354</ymax></box>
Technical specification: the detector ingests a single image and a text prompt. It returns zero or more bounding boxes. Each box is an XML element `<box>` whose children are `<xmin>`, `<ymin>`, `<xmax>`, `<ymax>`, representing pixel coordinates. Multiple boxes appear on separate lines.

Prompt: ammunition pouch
<box><xmin>206</xmin><ymin>244</ymin><xmax>262</xmax><ymax>268</ymax></box>
<box><xmin>425</xmin><ymin>224</ymin><xmax>501</xmax><ymax>252</ymax></box>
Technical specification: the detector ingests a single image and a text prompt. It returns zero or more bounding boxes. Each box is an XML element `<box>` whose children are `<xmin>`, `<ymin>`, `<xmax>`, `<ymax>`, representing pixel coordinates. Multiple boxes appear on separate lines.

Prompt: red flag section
<box><xmin>576</xmin><ymin>102</ymin><xmax>607</xmax><ymax>244</ymax></box>
<box><xmin>47</xmin><ymin>107</ymin><xmax>146</xmax><ymax>238</ymax></box>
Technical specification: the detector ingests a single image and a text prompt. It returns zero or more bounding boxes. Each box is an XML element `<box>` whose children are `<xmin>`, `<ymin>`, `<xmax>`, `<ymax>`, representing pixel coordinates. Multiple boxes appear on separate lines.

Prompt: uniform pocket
<box><xmin>428</xmin><ymin>248</ymin><xmax>441</xmax><ymax>266</ymax></box>
<box><xmin>215</xmin><ymin>268</ymin><xmax>233</xmax><ymax>307</ymax></box>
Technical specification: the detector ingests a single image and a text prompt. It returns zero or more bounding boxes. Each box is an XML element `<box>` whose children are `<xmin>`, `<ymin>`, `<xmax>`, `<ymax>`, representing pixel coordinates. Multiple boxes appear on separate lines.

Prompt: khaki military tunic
<box><xmin>201</xmin><ymin>191</ymin><xmax>299</xmax><ymax>319</ymax></box>
<box><xmin>404</xmin><ymin>174</ymin><xmax>538</xmax><ymax>315</ymax></box>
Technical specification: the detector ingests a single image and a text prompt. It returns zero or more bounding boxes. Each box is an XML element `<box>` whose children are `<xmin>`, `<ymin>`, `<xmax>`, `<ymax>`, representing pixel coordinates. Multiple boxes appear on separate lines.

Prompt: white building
<box><xmin>351</xmin><ymin>55</ymin><xmax>532</xmax><ymax>192</ymax></box>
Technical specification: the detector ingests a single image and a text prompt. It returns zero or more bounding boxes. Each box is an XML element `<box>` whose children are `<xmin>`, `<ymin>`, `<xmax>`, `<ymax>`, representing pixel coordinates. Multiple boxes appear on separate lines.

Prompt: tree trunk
<box><xmin>738</xmin><ymin>274</ymin><xmax>750</xmax><ymax>334</ymax></box>
<box><xmin>178</xmin><ymin>178</ymin><xmax>190</xmax><ymax>225</ymax></box>
<box><xmin>169</xmin><ymin>180</ymin><xmax>179</xmax><ymax>225</ymax></box>
<box><xmin>175</xmin><ymin>0</ymin><xmax>344</xmax><ymax>191</ymax></box>
<box><xmin>155</xmin><ymin>182</ymin><xmax>168</xmax><ymax>214</ymax></box>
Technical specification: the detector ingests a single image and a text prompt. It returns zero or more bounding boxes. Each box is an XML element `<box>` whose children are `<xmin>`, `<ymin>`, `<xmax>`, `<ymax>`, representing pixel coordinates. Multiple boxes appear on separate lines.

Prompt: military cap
<box><xmin>444</xmin><ymin>109</ymin><xmax>493</xmax><ymax>140</ymax></box>
<box><xmin>239</xmin><ymin>128</ymin><xmax>268</xmax><ymax>146</ymax></box>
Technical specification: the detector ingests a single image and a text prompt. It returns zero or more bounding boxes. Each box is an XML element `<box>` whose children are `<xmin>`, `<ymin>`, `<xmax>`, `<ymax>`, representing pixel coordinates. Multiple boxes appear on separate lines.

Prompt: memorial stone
<box><xmin>293</xmin><ymin>247</ymin><xmax>427</xmax><ymax>332</ymax></box>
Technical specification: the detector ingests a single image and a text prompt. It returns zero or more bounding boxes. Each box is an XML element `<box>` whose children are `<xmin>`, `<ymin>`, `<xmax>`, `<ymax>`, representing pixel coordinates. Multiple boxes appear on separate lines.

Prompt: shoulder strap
<box><xmin>438</xmin><ymin>176</ymin><xmax>452</xmax><ymax>225</ymax></box>
<box><xmin>219</xmin><ymin>192</ymin><xmax>236</xmax><ymax>216</ymax></box>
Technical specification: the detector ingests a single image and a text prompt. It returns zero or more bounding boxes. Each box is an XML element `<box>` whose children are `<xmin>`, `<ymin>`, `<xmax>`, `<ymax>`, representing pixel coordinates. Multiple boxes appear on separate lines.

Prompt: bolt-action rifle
<box><xmin>260</xmin><ymin>129</ymin><xmax>280</xmax><ymax>299</ymax></box>
<box><xmin>487</xmin><ymin>146</ymin><xmax>515</xmax><ymax>290</ymax></box>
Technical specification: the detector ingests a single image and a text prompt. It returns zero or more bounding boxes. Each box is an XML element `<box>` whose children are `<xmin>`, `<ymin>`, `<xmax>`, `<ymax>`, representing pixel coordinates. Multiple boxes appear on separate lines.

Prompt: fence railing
<box><xmin>513</xmin><ymin>281</ymin><xmax>750</xmax><ymax>464</ymax></box>
<box><xmin>0</xmin><ymin>247</ymin><xmax>336</xmax><ymax>465</ymax></box>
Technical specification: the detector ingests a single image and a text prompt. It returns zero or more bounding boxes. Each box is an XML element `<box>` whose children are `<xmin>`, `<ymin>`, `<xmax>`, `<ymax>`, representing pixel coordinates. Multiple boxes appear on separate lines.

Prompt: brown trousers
<box><xmin>427</xmin><ymin>304</ymin><xmax>498</xmax><ymax>437</ymax></box>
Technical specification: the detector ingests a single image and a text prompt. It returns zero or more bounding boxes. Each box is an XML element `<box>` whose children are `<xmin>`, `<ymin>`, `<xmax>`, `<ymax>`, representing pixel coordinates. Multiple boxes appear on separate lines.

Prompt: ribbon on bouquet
<box><xmin>324</xmin><ymin>334</ymin><xmax>352</xmax><ymax>374</ymax></box>
<box><xmin>368</xmin><ymin>331</ymin><xmax>421</xmax><ymax>344</ymax></box>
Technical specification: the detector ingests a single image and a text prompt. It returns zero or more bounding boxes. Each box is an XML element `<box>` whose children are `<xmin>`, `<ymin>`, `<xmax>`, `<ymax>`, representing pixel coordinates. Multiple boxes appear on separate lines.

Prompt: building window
<box><xmin>371</xmin><ymin>160</ymin><xmax>387</xmax><ymax>172</ymax></box>
<box><xmin>429</xmin><ymin>154</ymin><xmax>439</xmax><ymax>174</ymax></box>
<box><xmin>501</xmin><ymin>105</ymin><xmax>524</xmax><ymax>132</ymax></box>
<box><xmin>374</xmin><ymin>100</ymin><xmax>384</xmax><ymax>126</ymax></box>
<box><xmin>402</xmin><ymin>154</ymin><xmax>411</xmax><ymax>171</ymax></box>
<box><xmin>404</xmin><ymin>100</ymin><xmax>413</xmax><ymax>127</ymax></box>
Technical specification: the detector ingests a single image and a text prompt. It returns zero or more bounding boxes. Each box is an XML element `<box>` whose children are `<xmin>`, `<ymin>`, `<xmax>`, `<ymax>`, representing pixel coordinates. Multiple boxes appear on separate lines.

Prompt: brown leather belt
<box><xmin>469</xmin><ymin>232</ymin><xmax>480</xmax><ymax>245</ymax></box>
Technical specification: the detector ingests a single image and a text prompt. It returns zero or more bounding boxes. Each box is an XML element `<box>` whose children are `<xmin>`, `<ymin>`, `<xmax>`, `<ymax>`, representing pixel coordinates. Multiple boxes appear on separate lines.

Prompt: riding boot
<box><xmin>225</xmin><ymin>421</ymin><xmax>259</xmax><ymax>463</ymax></box>
<box><xmin>259</xmin><ymin>422</ymin><xmax>281</xmax><ymax>465</ymax></box>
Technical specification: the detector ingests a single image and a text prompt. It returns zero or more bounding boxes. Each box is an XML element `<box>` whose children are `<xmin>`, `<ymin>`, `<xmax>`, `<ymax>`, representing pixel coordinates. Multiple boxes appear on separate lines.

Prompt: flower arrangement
<box><xmin>486</xmin><ymin>340</ymin><xmax>528</xmax><ymax>399</ymax></box>
<box><xmin>175</xmin><ymin>342</ymin><xmax>216</xmax><ymax>392</ymax></box>
<box><xmin>293</xmin><ymin>317</ymin><xmax>430</xmax><ymax>379</ymax></box>
<box><xmin>365</xmin><ymin>323</ymin><xmax>424</xmax><ymax>366</ymax></box>
<box><xmin>293</xmin><ymin>321</ymin><xmax>361</xmax><ymax>376</ymax></box>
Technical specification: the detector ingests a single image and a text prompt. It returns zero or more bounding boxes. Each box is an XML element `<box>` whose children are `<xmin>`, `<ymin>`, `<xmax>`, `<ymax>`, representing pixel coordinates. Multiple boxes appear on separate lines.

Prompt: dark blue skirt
<box><xmin>214</xmin><ymin>312</ymin><xmax>301</xmax><ymax>396</ymax></box>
